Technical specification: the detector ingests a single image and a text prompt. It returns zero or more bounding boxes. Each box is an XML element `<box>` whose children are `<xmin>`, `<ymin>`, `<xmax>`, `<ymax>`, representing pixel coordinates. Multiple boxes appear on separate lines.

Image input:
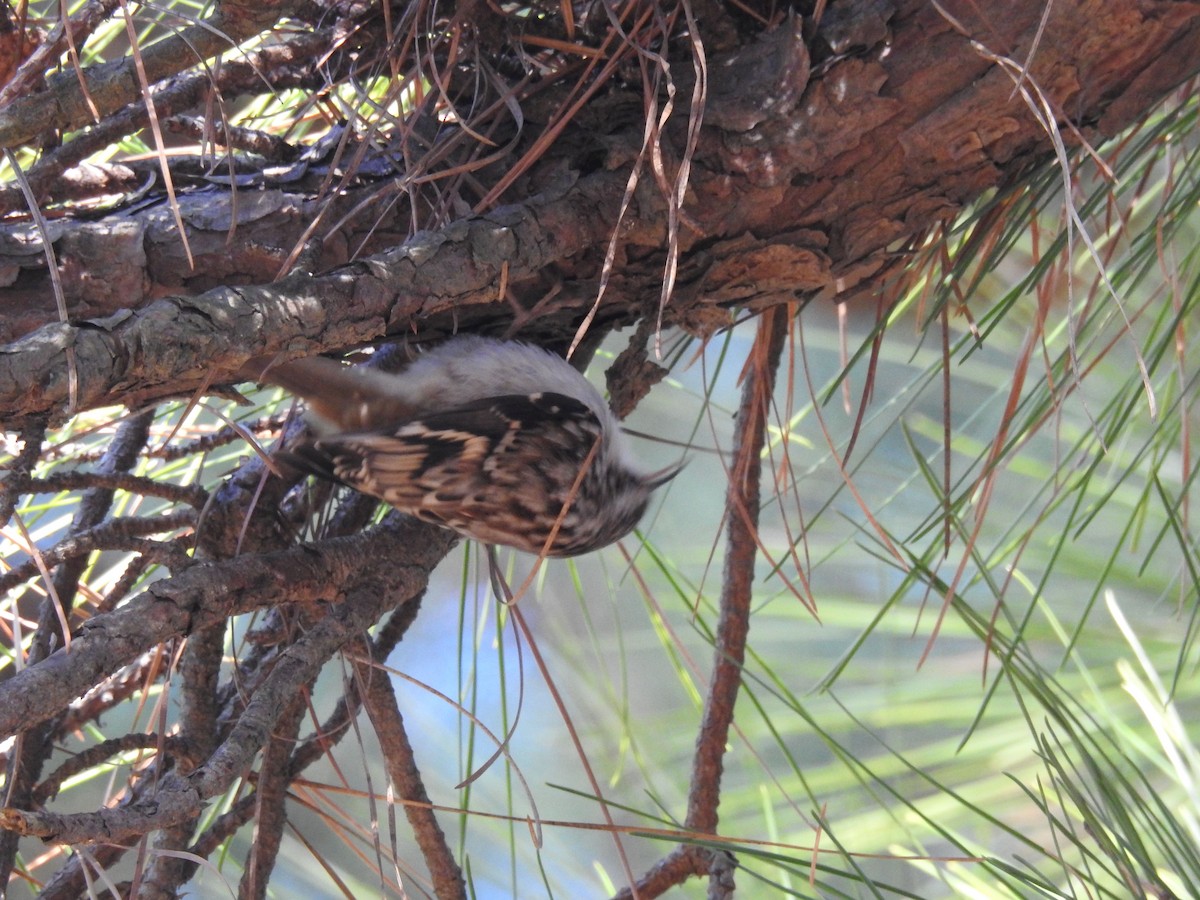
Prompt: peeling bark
<box><xmin>0</xmin><ymin>1</ymin><xmax>1195</xmax><ymax>426</ymax></box>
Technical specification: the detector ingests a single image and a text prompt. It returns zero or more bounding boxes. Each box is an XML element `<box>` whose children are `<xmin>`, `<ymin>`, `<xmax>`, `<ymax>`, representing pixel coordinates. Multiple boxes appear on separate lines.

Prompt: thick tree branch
<box><xmin>0</xmin><ymin>0</ymin><xmax>300</xmax><ymax>148</ymax></box>
<box><xmin>0</xmin><ymin>522</ymin><xmax>454</xmax><ymax>845</ymax></box>
<box><xmin>1</xmin><ymin>0</ymin><xmax>1197</xmax><ymax>430</ymax></box>
<box><xmin>0</xmin><ymin>517</ymin><xmax>453</xmax><ymax>739</ymax></box>
<box><xmin>0</xmin><ymin>170</ymin><xmax>635</xmax><ymax>424</ymax></box>
<box><xmin>0</xmin><ymin>28</ymin><xmax>338</xmax><ymax>220</ymax></box>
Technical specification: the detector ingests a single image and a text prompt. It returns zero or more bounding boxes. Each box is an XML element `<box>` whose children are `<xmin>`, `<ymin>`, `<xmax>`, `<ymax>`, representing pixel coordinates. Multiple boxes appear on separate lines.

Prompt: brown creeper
<box><xmin>253</xmin><ymin>336</ymin><xmax>679</xmax><ymax>557</ymax></box>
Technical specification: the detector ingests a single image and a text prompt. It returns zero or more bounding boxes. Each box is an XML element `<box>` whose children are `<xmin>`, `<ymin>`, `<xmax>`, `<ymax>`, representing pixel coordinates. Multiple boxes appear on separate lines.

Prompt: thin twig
<box><xmin>616</xmin><ymin>304</ymin><xmax>788</xmax><ymax>899</ymax></box>
<box><xmin>20</xmin><ymin>471</ymin><xmax>208</xmax><ymax>507</ymax></box>
<box><xmin>0</xmin><ymin>511</ymin><xmax>198</xmax><ymax>596</ymax></box>
<box><xmin>353</xmin><ymin>637</ymin><xmax>467</xmax><ymax>900</ymax></box>
<box><xmin>0</xmin><ymin>408</ymin><xmax>155</xmax><ymax>887</ymax></box>
<box><xmin>237</xmin><ymin>694</ymin><xmax>308</xmax><ymax>900</ymax></box>
<box><xmin>0</xmin><ymin>419</ymin><xmax>46</xmax><ymax>528</ymax></box>
<box><xmin>688</xmin><ymin>304</ymin><xmax>787</xmax><ymax>833</ymax></box>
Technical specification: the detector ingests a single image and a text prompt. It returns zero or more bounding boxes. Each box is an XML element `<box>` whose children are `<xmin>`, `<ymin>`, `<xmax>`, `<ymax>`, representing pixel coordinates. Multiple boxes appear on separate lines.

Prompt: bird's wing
<box><xmin>281</xmin><ymin>392</ymin><xmax>603</xmax><ymax>552</ymax></box>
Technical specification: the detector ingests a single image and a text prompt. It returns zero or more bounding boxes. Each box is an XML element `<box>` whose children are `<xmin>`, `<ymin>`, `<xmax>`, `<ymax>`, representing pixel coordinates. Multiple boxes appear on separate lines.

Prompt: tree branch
<box><xmin>0</xmin><ymin>521</ymin><xmax>453</xmax><ymax>846</ymax></box>
<box><xmin>0</xmin><ymin>517</ymin><xmax>453</xmax><ymax>739</ymax></box>
<box><xmin>615</xmin><ymin>306</ymin><xmax>788</xmax><ymax>899</ymax></box>
<box><xmin>0</xmin><ymin>169</ymin><xmax>636</xmax><ymax>425</ymax></box>
<box><xmin>353</xmin><ymin>639</ymin><xmax>467</xmax><ymax>900</ymax></box>
<box><xmin>2</xmin><ymin>1</ymin><xmax>1197</xmax><ymax>429</ymax></box>
<box><xmin>0</xmin><ymin>0</ymin><xmax>301</xmax><ymax>147</ymax></box>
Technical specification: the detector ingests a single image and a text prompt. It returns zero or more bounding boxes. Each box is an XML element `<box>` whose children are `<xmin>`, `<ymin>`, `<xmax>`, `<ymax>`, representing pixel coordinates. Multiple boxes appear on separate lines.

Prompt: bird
<box><xmin>248</xmin><ymin>335</ymin><xmax>679</xmax><ymax>557</ymax></box>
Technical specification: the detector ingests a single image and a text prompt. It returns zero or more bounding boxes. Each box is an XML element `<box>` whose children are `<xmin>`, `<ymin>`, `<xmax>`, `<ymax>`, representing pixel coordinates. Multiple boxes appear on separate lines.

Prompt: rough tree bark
<box><xmin>0</xmin><ymin>0</ymin><xmax>1197</xmax><ymax>896</ymax></box>
<box><xmin>0</xmin><ymin>0</ymin><xmax>1195</xmax><ymax>422</ymax></box>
